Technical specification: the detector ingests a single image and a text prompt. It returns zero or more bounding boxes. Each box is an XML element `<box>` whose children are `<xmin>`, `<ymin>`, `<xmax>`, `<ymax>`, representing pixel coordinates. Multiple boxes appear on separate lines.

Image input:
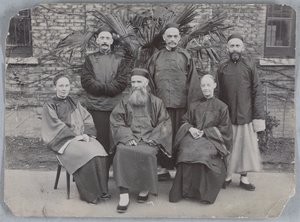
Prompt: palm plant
<box><xmin>42</xmin><ymin>4</ymin><xmax>231</xmax><ymax>71</ymax></box>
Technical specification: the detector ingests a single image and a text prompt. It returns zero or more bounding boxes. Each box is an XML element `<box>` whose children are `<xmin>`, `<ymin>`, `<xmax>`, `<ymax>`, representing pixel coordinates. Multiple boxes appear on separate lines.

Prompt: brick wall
<box><xmin>5</xmin><ymin>3</ymin><xmax>295</xmax><ymax>138</ymax></box>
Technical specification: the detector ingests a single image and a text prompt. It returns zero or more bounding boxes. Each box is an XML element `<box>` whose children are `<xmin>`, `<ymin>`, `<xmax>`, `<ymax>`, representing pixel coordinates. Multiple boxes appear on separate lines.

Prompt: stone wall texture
<box><xmin>5</xmin><ymin>3</ymin><xmax>295</xmax><ymax>138</ymax></box>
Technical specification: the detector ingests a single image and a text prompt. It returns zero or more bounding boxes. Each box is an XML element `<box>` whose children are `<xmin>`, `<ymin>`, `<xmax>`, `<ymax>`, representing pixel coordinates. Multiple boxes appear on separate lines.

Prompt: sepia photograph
<box><xmin>1</xmin><ymin>0</ymin><xmax>298</xmax><ymax>220</ymax></box>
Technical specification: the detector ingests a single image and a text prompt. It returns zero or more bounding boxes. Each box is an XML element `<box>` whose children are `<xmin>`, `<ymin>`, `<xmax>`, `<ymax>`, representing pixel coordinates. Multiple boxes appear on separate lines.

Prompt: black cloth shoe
<box><xmin>117</xmin><ymin>201</ymin><xmax>130</xmax><ymax>213</ymax></box>
<box><xmin>222</xmin><ymin>179</ymin><xmax>232</xmax><ymax>189</ymax></box>
<box><xmin>137</xmin><ymin>193</ymin><xmax>149</xmax><ymax>203</ymax></box>
<box><xmin>200</xmin><ymin>200</ymin><xmax>212</xmax><ymax>204</ymax></box>
<box><xmin>158</xmin><ymin>172</ymin><xmax>171</xmax><ymax>181</ymax></box>
<box><xmin>100</xmin><ymin>193</ymin><xmax>111</xmax><ymax>201</ymax></box>
<box><xmin>239</xmin><ymin>181</ymin><xmax>256</xmax><ymax>191</ymax></box>
<box><xmin>88</xmin><ymin>198</ymin><xmax>98</xmax><ymax>205</ymax></box>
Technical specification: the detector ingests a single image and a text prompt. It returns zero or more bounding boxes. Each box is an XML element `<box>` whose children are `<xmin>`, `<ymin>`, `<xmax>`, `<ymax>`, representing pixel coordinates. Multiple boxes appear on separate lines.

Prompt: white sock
<box><xmin>240</xmin><ymin>176</ymin><xmax>250</xmax><ymax>184</ymax></box>
<box><xmin>157</xmin><ymin>167</ymin><xmax>168</xmax><ymax>174</ymax></box>
<box><xmin>119</xmin><ymin>193</ymin><xmax>129</xmax><ymax>206</ymax></box>
<box><xmin>139</xmin><ymin>190</ymin><xmax>149</xmax><ymax>197</ymax></box>
<box><xmin>225</xmin><ymin>174</ymin><xmax>232</xmax><ymax>181</ymax></box>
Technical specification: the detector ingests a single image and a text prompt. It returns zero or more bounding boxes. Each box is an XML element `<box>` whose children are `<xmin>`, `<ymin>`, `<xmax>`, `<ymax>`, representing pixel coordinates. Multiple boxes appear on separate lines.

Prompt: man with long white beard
<box><xmin>110</xmin><ymin>68</ymin><xmax>172</xmax><ymax>213</ymax></box>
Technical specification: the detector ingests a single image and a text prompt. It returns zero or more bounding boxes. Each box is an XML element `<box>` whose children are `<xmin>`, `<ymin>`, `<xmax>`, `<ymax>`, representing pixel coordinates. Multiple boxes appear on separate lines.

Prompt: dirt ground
<box><xmin>4</xmin><ymin>136</ymin><xmax>295</xmax><ymax>172</ymax></box>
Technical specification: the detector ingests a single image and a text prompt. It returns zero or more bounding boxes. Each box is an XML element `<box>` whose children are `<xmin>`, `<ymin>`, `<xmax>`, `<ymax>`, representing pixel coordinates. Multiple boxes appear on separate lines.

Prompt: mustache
<box><xmin>101</xmin><ymin>43</ymin><xmax>109</xmax><ymax>46</ymax></box>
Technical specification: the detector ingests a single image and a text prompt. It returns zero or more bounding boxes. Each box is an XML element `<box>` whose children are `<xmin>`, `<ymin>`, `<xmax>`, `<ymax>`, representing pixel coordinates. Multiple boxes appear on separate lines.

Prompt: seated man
<box><xmin>42</xmin><ymin>74</ymin><xmax>109</xmax><ymax>204</ymax></box>
<box><xmin>110</xmin><ymin>68</ymin><xmax>172</xmax><ymax>213</ymax></box>
<box><xmin>169</xmin><ymin>74</ymin><xmax>233</xmax><ymax>204</ymax></box>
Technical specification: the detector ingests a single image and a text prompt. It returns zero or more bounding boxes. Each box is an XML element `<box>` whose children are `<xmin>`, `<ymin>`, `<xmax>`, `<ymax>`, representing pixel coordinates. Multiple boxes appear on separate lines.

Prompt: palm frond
<box><xmin>190</xmin><ymin>12</ymin><xmax>231</xmax><ymax>38</ymax></box>
<box><xmin>180</xmin><ymin>12</ymin><xmax>231</xmax><ymax>48</ymax></box>
<box><xmin>169</xmin><ymin>5</ymin><xmax>198</xmax><ymax>27</ymax></box>
<box><xmin>45</xmin><ymin>31</ymin><xmax>96</xmax><ymax>62</ymax></box>
<box><xmin>56</xmin><ymin>31</ymin><xmax>95</xmax><ymax>53</ymax></box>
<box><xmin>92</xmin><ymin>10</ymin><xmax>138</xmax><ymax>55</ymax></box>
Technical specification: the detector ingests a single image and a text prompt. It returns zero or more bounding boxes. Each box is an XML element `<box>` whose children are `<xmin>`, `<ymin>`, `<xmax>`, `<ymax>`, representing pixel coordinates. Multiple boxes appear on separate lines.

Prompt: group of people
<box><xmin>41</xmin><ymin>24</ymin><xmax>265</xmax><ymax>213</ymax></box>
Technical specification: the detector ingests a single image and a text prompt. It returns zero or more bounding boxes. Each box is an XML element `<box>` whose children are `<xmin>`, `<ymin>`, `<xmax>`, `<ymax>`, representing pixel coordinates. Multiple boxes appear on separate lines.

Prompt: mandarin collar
<box><xmin>99</xmin><ymin>48</ymin><xmax>112</xmax><ymax>55</ymax></box>
<box><xmin>201</xmin><ymin>96</ymin><xmax>214</xmax><ymax>102</ymax></box>
<box><xmin>166</xmin><ymin>46</ymin><xmax>177</xmax><ymax>52</ymax></box>
<box><xmin>55</xmin><ymin>95</ymin><xmax>68</xmax><ymax>101</ymax></box>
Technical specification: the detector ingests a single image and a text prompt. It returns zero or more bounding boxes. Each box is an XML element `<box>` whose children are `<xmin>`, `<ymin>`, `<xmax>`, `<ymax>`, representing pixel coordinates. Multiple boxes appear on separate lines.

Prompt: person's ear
<box><xmin>241</xmin><ymin>43</ymin><xmax>245</xmax><ymax>52</ymax></box>
<box><xmin>162</xmin><ymin>34</ymin><xmax>166</xmax><ymax>42</ymax></box>
<box><xmin>213</xmin><ymin>82</ymin><xmax>217</xmax><ymax>89</ymax></box>
<box><xmin>225</xmin><ymin>46</ymin><xmax>229</xmax><ymax>54</ymax></box>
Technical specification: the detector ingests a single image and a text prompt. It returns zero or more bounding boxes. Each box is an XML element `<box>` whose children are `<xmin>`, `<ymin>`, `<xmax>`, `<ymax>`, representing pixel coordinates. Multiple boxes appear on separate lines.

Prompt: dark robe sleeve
<box><xmin>81</xmin><ymin>56</ymin><xmax>107</xmax><ymax>96</ymax></box>
<box><xmin>202</xmin><ymin>106</ymin><xmax>233</xmax><ymax>157</ymax></box>
<box><xmin>186</xmin><ymin>56</ymin><xmax>204</xmax><ymax>106</ymax></box>
<box><xmin>145</xmin><ymin>54</ymin><xmax>158</xmax><ymax>95</ymax></box>
<box><xmin>147</xmin><ymin>99</ymin><xmax>172</xmax><ymax>157</ymax></box>
<box><xmin>250</xmin><ymin>63</ymin><xmax>265</xmax><ymax>120</ymax></box>
<box><xmin>103</xmin><ymin>58</ymin><xmax>128</xmax><ymax>97</ymax></box>
<box><xmin>173</xmin><ymin>106</ymin><xmax>194</xmax><ymax>153</ymax></box>
<box><xmin>174</xmin><ymin>101</ymin><xmax>232</xmax><ymax>157</ymax></box>
<box><xmin>76</xmin><ymin>101</ymin><xmax>97</xmax><ymax>137</ymax></box>
<box><xmin>109</xmin><ymin>100</ymin><xmax>136</xmax><ymax>153</ymax></box>
<box><xmin>214</xmin><ymin>65</ymin><xmax>222</xmax><ymax>99</ymax></box>
<box><xmin>81</xmin><ymin>56</ymin><xmax>128</xmax><ymax>97</ymax></box>
<box><xmin>42</xmin><ymin>102</ymin><xmax>77</xmax><ymax>153</ymax></box>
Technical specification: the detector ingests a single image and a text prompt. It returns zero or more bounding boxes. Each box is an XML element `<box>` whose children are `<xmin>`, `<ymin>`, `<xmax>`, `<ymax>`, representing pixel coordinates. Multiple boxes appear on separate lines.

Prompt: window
<box><xmin>264</xmin><ymin>5</ymin><xmax>295</xmax><ymax>58</ymax></box>
<box><xmin>6</xmin><ymin>9</ymin><xmax>32</xmax><ymax>58</ymax></box>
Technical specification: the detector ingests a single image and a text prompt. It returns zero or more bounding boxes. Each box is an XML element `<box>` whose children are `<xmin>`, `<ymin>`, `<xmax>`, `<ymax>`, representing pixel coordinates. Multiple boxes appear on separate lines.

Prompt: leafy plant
<box><xmin>41</xmin><ymin>4</ymin><xmax>231</xmax><ymax>70</ymax></box>
<box><xmin>258</xmin><ymin>112</ymin><xmax>280</xmax><ymax>151</ymax></box>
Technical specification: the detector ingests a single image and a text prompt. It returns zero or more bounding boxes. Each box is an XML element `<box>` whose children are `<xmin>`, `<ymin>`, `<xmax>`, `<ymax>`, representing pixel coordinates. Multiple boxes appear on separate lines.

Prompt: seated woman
<box><xmin>169</xmin><ymin>74</ymin><xmax>233</xmax><ymax>204</ymax></box>
<box><xmin>42</xmin><ymin>73</ymin><xmax>109</xmax><ymax>204</ymax></box>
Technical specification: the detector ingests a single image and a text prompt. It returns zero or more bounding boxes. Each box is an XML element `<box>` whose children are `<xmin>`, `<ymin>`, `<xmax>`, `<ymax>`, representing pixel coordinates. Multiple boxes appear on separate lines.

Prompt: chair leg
<box><xmin>66</xmin><ymin>172</ymin><xmax>70</xmax><ymax>199</ymax></box>
<box><xmin>54</xmin><ymin>164</ymin><xmax>62</xmax><ymax>189</ymax></box>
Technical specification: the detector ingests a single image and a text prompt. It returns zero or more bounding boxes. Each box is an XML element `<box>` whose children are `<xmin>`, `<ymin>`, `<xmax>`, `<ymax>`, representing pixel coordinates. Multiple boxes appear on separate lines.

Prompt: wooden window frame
<box><xmin>6</xmin><ymin>9</ymin><xmax>33</xmax><ymax>58</ymax></box>
<box><xmin>264</xmin><ymin>5</ymin><xmax>296</xmax><ymax>58</ymax></box>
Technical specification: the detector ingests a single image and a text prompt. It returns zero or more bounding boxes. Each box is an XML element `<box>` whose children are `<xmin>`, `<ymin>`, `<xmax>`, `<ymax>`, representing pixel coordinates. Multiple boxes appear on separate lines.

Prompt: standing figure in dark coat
<box><xmin>110</xmin><ymin>68</ymin><xmax>172</xmax><ymax>213</ymax></box>
<box><xmin>169</xmin><ymin>74</ymin><xmax>232</xmax><ymax>204</ymax></box>
<box><xmin>146</xmin><ymin>23</ymin><xmax>201</xmax><ymax>178</ymax></box>
<box><xmin>215</xmin><ymin>34</ymin><xmax>265</xmax><ymax>191</ymax></box>
<box><xmin>42</xmin><ymin>74</ymin><xmax>110</xmax><ymax>204</ymax></box>
<box><xmin>80</xmin><ymin>26</ymin><xmax>128</xmax><ymax>172</ymax></box>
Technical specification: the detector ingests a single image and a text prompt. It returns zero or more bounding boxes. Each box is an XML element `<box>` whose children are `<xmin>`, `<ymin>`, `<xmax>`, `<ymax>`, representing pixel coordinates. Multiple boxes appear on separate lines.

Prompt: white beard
<box><xmin>129</xmin><ymin>87</ymin><xmax>148</xmax><ymax>107</ymax></box>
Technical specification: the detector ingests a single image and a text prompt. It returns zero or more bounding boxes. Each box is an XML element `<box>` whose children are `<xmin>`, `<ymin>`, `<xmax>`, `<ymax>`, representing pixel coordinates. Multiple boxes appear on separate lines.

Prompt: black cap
<box><xmin>97</xmin><ymin>26</ymin><xmax>113</xmax><ymax>34</ymax></box>
<box><xmin>164</xmin><ymin>22</ymin><xmax>179</xmax><ymax>32</ymax></box>
<box><xmin>131</xmin><ymin>68</ymin><xmax>149</xmax><ymax>79</ymax></box>
<box><xmin>227</xmin><ymin>34</ymin><xmax>244</xmax><ymax>42</ymax></box>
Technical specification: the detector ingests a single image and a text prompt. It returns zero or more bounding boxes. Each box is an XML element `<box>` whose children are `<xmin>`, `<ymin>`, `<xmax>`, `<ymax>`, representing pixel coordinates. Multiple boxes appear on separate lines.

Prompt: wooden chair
<box><xmin>54</xmin><ymin>156</ymin><xmax>70</xmax><ymax>199</ymax></box>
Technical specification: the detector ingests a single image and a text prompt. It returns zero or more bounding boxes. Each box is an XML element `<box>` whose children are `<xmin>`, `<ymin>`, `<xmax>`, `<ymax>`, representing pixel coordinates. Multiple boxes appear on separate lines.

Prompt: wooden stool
<box><xmin>54</xmin><ymin>159</ymin><xmax>70</xmax><ymax>199</ymax></box>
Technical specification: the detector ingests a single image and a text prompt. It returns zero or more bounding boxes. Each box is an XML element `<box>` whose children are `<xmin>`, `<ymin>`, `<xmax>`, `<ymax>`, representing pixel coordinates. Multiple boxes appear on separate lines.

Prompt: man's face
<box><xmin>131</xmin><ymin>75</ymin><xmax>148</xmax><ymax>90</ymax></box>
<box><xmin>200</xmin><ymin>76</ymin><xmax>216</xmax><ymax>99</ymax></box>
<box><xmin>55</xmin><ymin>77</ymin><xmax>70</xmax><ymax>99</ymax></box>
<box><xmin>227</xmin><ymin>38</ymin><xmax>244</xmax><ymax>61</ymax></box>
<box><xmin>96</xmin><ymin>31</ymin><xmax>113</xmax><ymax>51</ymax></box>
<box><xmin>163</xmin><ymin>28</ymin><xmax>181</xmax><ymax>49</ymax></box>
<box><xmin>129</xmin><ymin>75</ymin><xmax>149</xmax><ymax>106</ymax></box>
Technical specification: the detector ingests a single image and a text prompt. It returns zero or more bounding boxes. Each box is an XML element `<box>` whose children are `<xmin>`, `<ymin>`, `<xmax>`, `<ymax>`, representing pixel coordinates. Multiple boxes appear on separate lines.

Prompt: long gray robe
<box><xmin>110</xmin><ymin>93</ymin><xmax>172</xmax><ymax>195</ymax></box>
<box><xmin>169</xmin><ymin>97</ymin><xmax>232</xmax><ymax>204</ymax></box>
<box><xmin>42</xmin><ymin>96</ymin><xmax>108</xmax><ymax>203</ymax></box>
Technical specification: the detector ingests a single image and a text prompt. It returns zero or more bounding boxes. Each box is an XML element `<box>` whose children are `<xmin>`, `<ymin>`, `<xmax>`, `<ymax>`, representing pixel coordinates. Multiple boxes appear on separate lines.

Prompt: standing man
<box><xmin>81</xmin><ymin>26</ymin><xmax>128</xmax><ymax>167</ymax></box>
<box><xmin>147</xmin><ymin>23</ymin><xmax>201</xmax><ymax>178</ymax></box>
<box><xmin>215</xmin><ymin>34</ymin><xmax>265</xmax><ymax>191</ymax></box>
<box><xmin>110</xmin><ymin>68</ymin><xmax>172</xmax><ymax>213</ymax></box>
